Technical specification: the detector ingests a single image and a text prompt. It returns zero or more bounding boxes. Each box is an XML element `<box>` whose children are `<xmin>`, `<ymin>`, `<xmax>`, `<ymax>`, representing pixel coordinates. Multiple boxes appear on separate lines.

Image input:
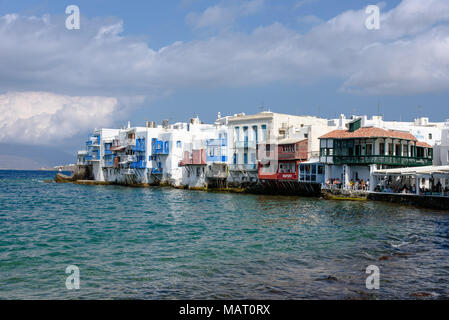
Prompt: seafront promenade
<box><xmin>55</xmin><ymin>170</ymin><xmax>449</xmax><ymax>211</ymax></box>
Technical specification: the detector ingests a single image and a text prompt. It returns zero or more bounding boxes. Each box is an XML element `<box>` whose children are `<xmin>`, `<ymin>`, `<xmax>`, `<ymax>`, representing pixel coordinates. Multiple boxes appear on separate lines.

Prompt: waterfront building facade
<box><xmin>319</xmin><ymin>118</ymin><xmax>433</xmax><ymax>191</ymax></box>
<box><xmin>258</xmin><ymin>138</ymin><xmax>308</xmax><ymax>181</ymax></box>
<box><xmin>227</xmin><ymin>111</ymin><xmax>332</xmax><ymax>186</ymax></box>
<box><xmin>76</xmin><ymin>111</ymin><xmax>447</xmax><ymax>194</ymax></box>
<box><xmin>179</xmin><ymin>117</ymin><xmax>229</xmax><ymax>188</ymax></box>
<box><xmin>329</xmin><ymin>114</ymin><xmax>446</xmax><ymax>163</ymax></box>
<box><xmin>84</xmin><ymin>128</ymin><xmax>121</xmax><ymax>182</ymax></box>
<box><xmin>438</xmin><ymin>122</ymin><xmax>449</xmax><ymax>166</ymax></box>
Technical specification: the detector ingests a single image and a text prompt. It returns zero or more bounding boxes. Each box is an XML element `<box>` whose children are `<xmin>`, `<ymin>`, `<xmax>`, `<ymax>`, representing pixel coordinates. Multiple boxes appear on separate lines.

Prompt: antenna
<box><xmin>377</xmin><ymin>102</ymin><xmax>381</xmax><ymax>117</ymax></box>
<box><xmin>418</xmin><ymin>105</ymin><xmax>422</xmax><ymax>118</ymax></box>
<box><xmin>258</xmin><ymin>102</ymin><xmax>265</xmax><ymax>113</ymax></box>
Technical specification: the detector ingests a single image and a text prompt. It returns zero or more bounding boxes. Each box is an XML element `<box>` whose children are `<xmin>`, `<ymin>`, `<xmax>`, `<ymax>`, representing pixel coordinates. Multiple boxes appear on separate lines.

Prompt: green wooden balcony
<box><xmin>333</xmin><ymin>155</ymin><xmax>432</xmax><ymax>167</ymax></box>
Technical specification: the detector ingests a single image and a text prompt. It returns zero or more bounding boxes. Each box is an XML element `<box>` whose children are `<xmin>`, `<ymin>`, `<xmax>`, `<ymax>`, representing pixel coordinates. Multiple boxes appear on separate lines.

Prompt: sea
<box><xmin>1</xmin><ymin>170</ymin><xmax>448</xmax><ymax>299</ymax></box>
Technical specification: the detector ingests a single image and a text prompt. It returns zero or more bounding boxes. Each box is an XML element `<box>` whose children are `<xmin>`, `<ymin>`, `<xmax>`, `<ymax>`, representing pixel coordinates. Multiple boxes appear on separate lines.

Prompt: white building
<box><xmin>226</xmin><ymin>111</ymin><xmax>333</xmax><ymax>186</ymax></box>
<box><xmin>178</xmin><ymin>117</ymin><xmax>229</xmax><ymax>188</ymax></box>
<box><xmin>438</xmin><ymin>121</ymin><xmax>449</xmax><ymax>166</ymax></box>
<box><xmin>80</xmin><ymin>118</ymin><xmax>229</xmax><ymax>187</ymax></box>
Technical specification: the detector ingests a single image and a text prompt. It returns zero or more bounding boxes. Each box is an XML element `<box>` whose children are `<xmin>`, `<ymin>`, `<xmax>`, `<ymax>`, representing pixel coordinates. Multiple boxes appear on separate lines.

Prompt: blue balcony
<box><xmin>86</xmin><ymin>135</ymin><xmax>100</xmax><ymax>146</ymax></box>
<box><xmin>132</xmin><ymin>138</ymin><xmax>146</xmax><ymax>153</ymax></box>
<box><xmin>130</xmin><ymin>161</ymin><xmax>146</xmax><ymax>169</ymax></box>
<box><xmin>152</xmin><ymin>139</ymin><xmax>169</xmax><ymax>155</ymax></box>
<box><xmin>104</xmin><ymin>142</ymin><xmax>113</xmax><ymax>155</ymax></box>
<box><xmin>207</xmin><ymin>138</ymin><xmax>227</xmax><ymax>147</ymax></box>
<box><xmin>87</xmin><ymin>148</ymin><xmax>100</xmax><ymax>158</ymax></box>
<box><xmin>103</xmin><ymin>153</ymin><xmax>114</xmax><ymax>166</ymax></box>
<box><xmin>206</xmin><ymin>155</ymin><xmax>228</xmax><ymax>163</ymax></box>
<box><xmin>104</xmin><ymin>160</ymin><xmax>114</xmax><ymax>167</ymax></box>
<box><xmin>151</xmin><ymin>167</ymin><xmax>163</xmax><ymax>174</ymax></box>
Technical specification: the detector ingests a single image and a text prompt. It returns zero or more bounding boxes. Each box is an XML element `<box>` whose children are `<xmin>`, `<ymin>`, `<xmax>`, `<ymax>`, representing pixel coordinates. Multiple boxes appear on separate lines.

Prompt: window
<box><xmin>243</xmin><ymin>127</ymin><xmax>248</xmax><ymax>142</ymax></box>
<box><xmin>318</xmin><ymin>165</ymin><xmax>324</xmax><ymax>175</ymax></box>
<box><xmin>252</xmin><ymin>126</ymin><xmax>258</xmax><ymax>143</ymax></box>
<box><xmin>261</xmin><ymin>125</ymin><xmax>267</xmax><ymax>141</ymax></box>
<box><xmin>177</xmin><ymin>141</ymin><xmax>182</xmax><ymax>148</ymax></box>
<box><xmin>244</xmin><ymin>153</ymin><xmax>248</xmax><ymax>164</ymax></box>
<box><xmin>233</xmin><ymin>153</ymin><xmax>237</xmax><ymax>164</ymax></box>
<box><xmin>251</xmin><ymin>153</ymin><xmax>256</xmax><ymax>163</ymax></box>
<box><xmin>403</xmin><ymin>144</ymin><xmax>408</xmax><ymax>156</ymax></box>
<box><xmin>379</xmin><ymin>143</ymin><xmax>385</xmax><ymax>155</ymax></box>
<box><xmin>447</xmin><ymin>150</ymin><xmax>449</xmax><ymax>162</ymax></box>
<box><xmin>429</xmin><ymin>133</ymin><xmax>433</xmax><ymax>140</ymax></box>
<box><xmin>366</xmin><ymin>144</ymin><xmax>373</xmax><ymax>156</ymax></box>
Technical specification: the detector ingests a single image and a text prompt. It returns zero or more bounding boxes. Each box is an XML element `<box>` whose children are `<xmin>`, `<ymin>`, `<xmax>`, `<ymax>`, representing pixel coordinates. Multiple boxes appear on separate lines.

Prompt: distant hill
<box><xmin>0</xmin><ymin>143</ymin><xmax>76</xmax><ymax>170</ymax></box>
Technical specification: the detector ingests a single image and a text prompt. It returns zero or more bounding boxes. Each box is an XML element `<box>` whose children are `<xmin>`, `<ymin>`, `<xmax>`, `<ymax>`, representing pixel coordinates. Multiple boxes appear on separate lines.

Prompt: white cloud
<box><xmin>297</xmin><ymin>15</ymin><xmax>323</xmax><ymax>25</ymax></box>
<box><xmin>95</xmin><ymin>21</ymin><xmax>123</xmax><ymax>40</ymax></box>
<box><xmin>186</xmin><ymin>0</ymin><xmax>264</xmax><ymax>30</ymax></box>
<box><xmin>0</xmin><ymin>92</ymin><xmax>120</xmax><ymax>145</ymax></box>
<box><xmin>0</xmin><ymin>0</ymin><xmax>449</xmax><ymax>102</ymax></box>
<box><xmin>294</xmin><ymin>0</ymin><xmax>319</xmax><ymax>10</ymax></box>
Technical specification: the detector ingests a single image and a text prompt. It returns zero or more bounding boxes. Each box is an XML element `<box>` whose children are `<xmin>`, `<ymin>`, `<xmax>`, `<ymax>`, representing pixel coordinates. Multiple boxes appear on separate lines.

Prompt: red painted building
<box><xmin>258</xmin><ymin>138</ymin><xmax>308</xmax><ymax>180</ymax></box>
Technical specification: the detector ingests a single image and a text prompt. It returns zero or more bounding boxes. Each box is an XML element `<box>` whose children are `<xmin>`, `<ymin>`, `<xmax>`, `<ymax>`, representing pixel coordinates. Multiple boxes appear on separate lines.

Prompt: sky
<box><xmin>0</xmin><ymin>0</ymin><xmax>449</xmax><ymax>168</ymax></box>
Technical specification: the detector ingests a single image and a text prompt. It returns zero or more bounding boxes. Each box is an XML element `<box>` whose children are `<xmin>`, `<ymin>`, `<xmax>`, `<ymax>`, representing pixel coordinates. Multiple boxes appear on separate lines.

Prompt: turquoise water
<box><xmin>1</xmin><ymin>170</ymin><xmax>449</xmax><ymax>299</ymax></box>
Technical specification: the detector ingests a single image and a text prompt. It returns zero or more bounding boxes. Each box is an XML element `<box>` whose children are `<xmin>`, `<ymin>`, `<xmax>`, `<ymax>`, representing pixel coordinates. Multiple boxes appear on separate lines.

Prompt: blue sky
<box><xmin>0</xmin><ymin>0</ymin><xmax>448</xmax><ymax>168</ymax></box>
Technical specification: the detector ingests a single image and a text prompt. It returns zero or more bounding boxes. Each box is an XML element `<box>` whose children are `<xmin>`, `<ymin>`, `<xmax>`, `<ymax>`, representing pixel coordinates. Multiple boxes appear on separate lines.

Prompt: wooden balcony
<box><xmin>333</xmin><ymin>155</ymin><xmax>432</xmax><ymax>167</ymax></box>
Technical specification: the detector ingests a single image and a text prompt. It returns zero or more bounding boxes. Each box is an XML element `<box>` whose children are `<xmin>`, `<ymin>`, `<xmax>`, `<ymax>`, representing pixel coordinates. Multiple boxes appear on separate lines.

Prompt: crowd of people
<box><xmin>324</xmin><ymin>177</ymin><xmax>449</xmax><ymax>196</ymax></box>
<box><xmin>373</xmin><ymin>181</ymin><xmax>449</xmax><ymax>196</ymax></box>
<box><xmin>325</xmin><ymin>178</ymin><xmax>370</xmax><ymax>191</ymax></box>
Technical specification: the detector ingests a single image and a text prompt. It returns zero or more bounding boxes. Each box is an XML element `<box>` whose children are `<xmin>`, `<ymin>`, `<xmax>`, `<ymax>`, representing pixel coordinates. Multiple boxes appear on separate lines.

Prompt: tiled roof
<box><xmin>319</xmin><ymin>127</ymin><xmax>418</xmax><ymax>141</ymax></box>
<box><xmin>416</xmin><ymin>141</ymin><xmax>432</xmax><ymax>148</ymax></box>
<box><xmin>278</xmin><ymin>138</ymin><xmax>307</xmax><ymax>145</ymax></box>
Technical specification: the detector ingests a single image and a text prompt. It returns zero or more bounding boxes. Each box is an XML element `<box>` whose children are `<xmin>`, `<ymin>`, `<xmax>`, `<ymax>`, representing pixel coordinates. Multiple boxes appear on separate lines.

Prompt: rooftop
<box><xmin>278</xmin><ymin>138</ymin><xmax>307</xmax><ymax>145</ymax></box>
<box><xmin>319</xmin><ymin>127</ymin><xmax>418</xmax><ymax>141</ymax></box>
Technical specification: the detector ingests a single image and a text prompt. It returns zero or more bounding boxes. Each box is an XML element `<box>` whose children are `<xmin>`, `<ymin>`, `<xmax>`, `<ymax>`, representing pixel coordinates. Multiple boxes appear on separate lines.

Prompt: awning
<box><xmin>373</xmin><ymin>165</ymin><xmax>449</xmax><ymax>176</ymax></box>
<box><xmin>110</xmin><ymin>146</ymin><xmax>126</xmax><ymax>151</ymax></box>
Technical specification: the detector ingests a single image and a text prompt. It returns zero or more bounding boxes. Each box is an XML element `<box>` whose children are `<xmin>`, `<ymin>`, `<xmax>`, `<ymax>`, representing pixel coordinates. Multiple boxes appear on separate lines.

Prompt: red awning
<box><xmin>110</xmin><ymin>146</ymin><xmax>126</xmax><ymax>151</ymax></box>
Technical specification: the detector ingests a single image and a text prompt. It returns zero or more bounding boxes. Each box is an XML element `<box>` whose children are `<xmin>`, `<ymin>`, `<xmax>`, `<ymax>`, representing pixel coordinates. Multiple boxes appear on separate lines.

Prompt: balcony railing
<box><xmin>206</xmin><ymin>155</ymin><xmax>228</xmax><ymax>163</ymax></box>
<box><xmin>333</xmin><ymin>155</ymin><xmax>433</xmax><ymax>167</ymax></box>
<box><xmin>132</xmin><ymin>138</ymin><xmax>146</xmax><ymax>152</ymax></box>
<box><xmin>104</xmin><ymin>160</ymin><xmax>114</xmax><ymax>167</ymax></box>
<box><xmin>234</xmin><ymin>140</ymin><xmax>257</xmax><ymax>149</ymax></box>
<box><xmin>130</xmin><ymin>161</ymin><xmax>146</xmax><ymax>169</ymax></box>
<box><xmin>207</xmin><ymin>138</ymin><xmax>227</xmax><ymax>147</ymax></box>
<box><xmin>86</xmin><ymin>141</ymin><xmax>100</xmax><ymax>148</ymax></box>
<box><xmin>151</xmin><ymin>167</ymin><xmax>163</xmax><ymax>174</ymax></box>
<box><xmin>229</xmin><ymin>164</ymin><xmax>258</xmax><ymax>171</ymax></box>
